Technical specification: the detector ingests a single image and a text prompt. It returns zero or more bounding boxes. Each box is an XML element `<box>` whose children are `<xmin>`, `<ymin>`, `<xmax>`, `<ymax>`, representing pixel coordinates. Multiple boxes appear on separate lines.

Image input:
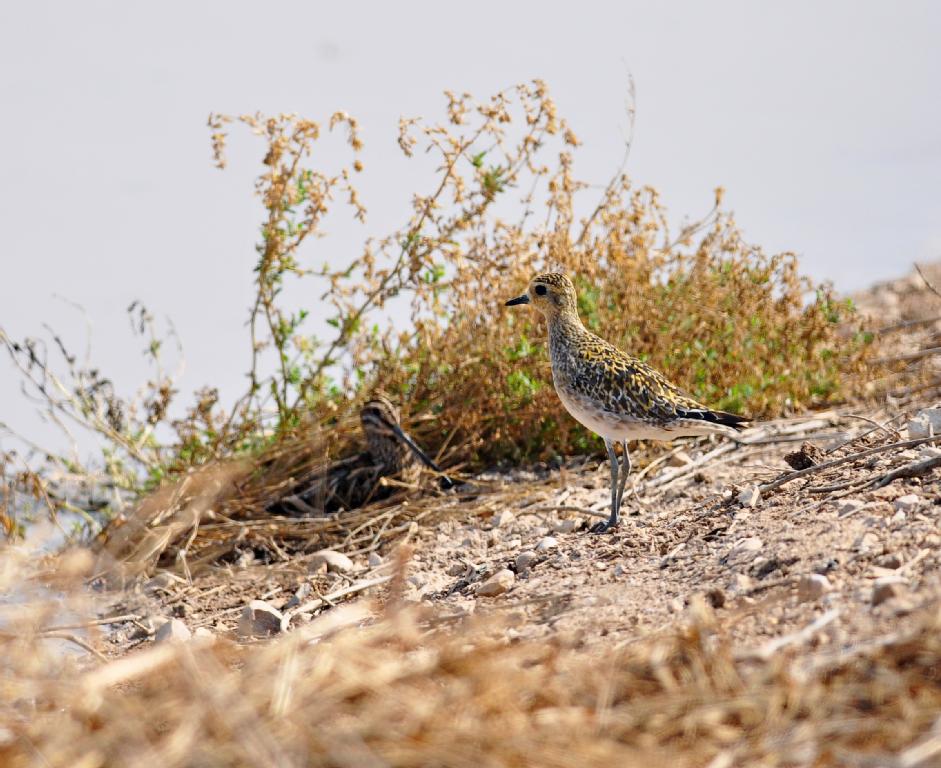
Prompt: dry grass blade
<box><xmin>4</xmin><ymin>580</ymin><xmax>941</xmax><ymax>767</ymax></box>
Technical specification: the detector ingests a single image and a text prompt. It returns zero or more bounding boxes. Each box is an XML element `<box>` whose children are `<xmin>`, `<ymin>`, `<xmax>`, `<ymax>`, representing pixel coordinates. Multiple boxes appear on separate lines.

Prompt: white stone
<box><xmin>368</xmin><ymin>552</ymin><xmax>384</xmax><ymax>567</ymax></box>
<box><xmin>155</xmin><ymin>618</ymin><xmax>191</xmax><ymax>644</ymax></box>
<box><xmin>477</xmin><ymin>569</ymin><xmax>515</xmax><ymax>597</ymax></box>
<box><xmin>309</xmin><ymin>549</ymin><xmax>354</xmax><ymax>574</ymax></box>
<box><xmin>238</xmin><ymin>600</ymin><xmax>283</xmax><ymax>638</ymax></box>
<box><xmin>894</xmin><ymin>494</ymin><xmax>921</xmax><ymax>514</ymax></box>
<box><xmin>552</xmin><ymin>518</ymin><xmax>583</xmax><ymax>533</ymax></box>
<box><xmin>737</xmin><ymin>485</ymin><xmax>761</xmax><ymax>508</ymax></box>
<box><xmin>797</xmin><ymin>574</ymin><xmax>831</xmax><ymax>602</ymax></box>
<box><xmin>535</xmin><ymin>536</ymin><xmax>559</xmax><ymax>553</ymax></box>
<box><xmin>906</xmin><ymin>408</ymin><xmax>941</xmax><ymax>440</ymax></box>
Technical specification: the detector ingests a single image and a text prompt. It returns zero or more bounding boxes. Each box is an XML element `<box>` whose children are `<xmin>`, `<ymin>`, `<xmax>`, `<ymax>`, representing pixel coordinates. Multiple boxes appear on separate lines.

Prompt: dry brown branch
<box><xmin>873</xmin><ymin>454</ymin><xmax>941</xmax><ymax>489</ymax></box>
<box><xmin>759</xmin><ymin>435</ymin><xmax>941</xmax><ymax>494</ymax></box>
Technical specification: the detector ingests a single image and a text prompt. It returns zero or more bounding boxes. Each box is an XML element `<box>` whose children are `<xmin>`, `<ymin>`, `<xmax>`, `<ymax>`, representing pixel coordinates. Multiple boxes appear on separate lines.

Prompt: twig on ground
<box><xmin>42</xmin><ymin>614</ymin><xmax>143</xmax><ymax>633</ymax></box>
<box><xmin>760</xmin><ymin>435</ymin><xmax>941</xmax><ymax>494</ymax></box>
<box><xmin>40</xmin><ymin>632</ymin><xmax>108</xmax><ymax>661</ymax></box>
<box><xmin>873</xmin><ymin>455</ymin><xmax>941</xmax><ymax>489</ymax></box>
<box><xmin>284</xmin><ymin>574</ymin><xmax>393</xmax><ymax>627</ymax></box>
<box><xmin>825</xmin><ymin>412</ymin><xmax>907</xmax><ymax>455</ymax></box>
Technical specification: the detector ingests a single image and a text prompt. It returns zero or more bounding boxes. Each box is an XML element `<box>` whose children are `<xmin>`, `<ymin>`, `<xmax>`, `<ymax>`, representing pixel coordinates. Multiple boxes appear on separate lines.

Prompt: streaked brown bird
<box><xmin>270</xmin><ymin>395</ymin><xmax>452</xmax><ymax>516</ymax></box>
<box><xmin>505</xmin><ymin>273</ymin><xmax>748</xmax><ymax>532</ymax></box>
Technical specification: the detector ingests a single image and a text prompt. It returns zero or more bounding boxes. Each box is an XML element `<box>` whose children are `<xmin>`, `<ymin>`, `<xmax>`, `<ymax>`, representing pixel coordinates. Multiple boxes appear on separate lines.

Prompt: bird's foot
<box><xmin>589</xmin><ymin>518</ymin><xmax>619</xmax><ymax>534</ymax></box>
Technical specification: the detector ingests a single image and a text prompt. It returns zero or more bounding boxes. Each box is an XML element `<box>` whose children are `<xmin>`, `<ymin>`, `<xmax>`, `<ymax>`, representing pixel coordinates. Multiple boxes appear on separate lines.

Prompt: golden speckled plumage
<box><xmin>506</xmin><ymin>272</ymin><xmax>748</xmax><ymax>531</ymax></box>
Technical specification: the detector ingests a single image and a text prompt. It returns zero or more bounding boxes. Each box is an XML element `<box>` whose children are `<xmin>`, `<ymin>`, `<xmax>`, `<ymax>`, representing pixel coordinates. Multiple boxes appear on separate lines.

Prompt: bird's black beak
<box><xmin>505</xmin><ymin>294</ymin><xmax>530</xmax><ymax>307</ymax></box>
<box><xmin>389</xmin><ymin>422</ymin><xmax>454</xmax><ymax>488</ymax></box>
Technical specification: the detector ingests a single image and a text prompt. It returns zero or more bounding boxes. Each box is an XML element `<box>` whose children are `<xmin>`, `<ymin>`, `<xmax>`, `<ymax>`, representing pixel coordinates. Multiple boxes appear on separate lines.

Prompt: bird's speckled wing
<box><xmin>552</xmin><ymin>329</ymin><xmax>707</xmax><ymax>424</ymax></box>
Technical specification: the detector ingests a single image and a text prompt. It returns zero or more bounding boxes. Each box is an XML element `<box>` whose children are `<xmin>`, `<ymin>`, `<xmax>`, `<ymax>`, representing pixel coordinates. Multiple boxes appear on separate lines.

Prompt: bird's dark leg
<box><xmin>590</xmin><ymin>439</ymin><xmax>621</xmax><ymax>533</ymax></box>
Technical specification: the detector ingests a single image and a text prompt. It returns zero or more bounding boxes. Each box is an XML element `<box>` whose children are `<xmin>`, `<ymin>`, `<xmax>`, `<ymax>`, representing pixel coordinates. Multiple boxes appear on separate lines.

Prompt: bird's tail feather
<box><xmin>675</xmin><ymin>407</ymin><xmax>750</xmax><ymax>431</ymax></box>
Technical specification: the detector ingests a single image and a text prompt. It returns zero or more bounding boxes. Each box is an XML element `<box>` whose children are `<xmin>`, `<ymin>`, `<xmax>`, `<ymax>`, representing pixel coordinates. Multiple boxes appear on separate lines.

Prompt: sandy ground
<box><xmin>99</xmin><ymin>264</ymin><xmax>941</xmax><ymax>666</ymax></box>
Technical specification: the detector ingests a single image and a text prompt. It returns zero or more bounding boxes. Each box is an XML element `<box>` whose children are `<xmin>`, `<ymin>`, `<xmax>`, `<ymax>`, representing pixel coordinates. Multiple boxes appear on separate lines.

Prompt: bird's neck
<box><xmin>547</xmin><ymin>310</ymin><xmax>587</xmax><ymax>359</ymax></box>
<box><xmin>547</xmin><ymin>308</ymin><xmax>584</xmax><ymax>336</ymax></box>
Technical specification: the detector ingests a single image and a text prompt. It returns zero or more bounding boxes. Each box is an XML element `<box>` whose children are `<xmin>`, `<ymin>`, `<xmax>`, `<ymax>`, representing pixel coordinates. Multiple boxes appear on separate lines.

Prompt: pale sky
<box><xmin>1</xmin><ymin>1</ymin><xmax>939</xmax><ymax>460</ymax></box>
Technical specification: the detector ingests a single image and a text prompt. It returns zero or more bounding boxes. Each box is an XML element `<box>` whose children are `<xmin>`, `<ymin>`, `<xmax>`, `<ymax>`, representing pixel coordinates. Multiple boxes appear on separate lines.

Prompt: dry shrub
<box><xmin>3</xmin><ymin>547</ymin><xmax>940</xmax><ymax>767</ymax></box>
<box><xmin>210</xmin><ymin>82</ymin><xmax>876</xmax><ymax>468</ymax></box>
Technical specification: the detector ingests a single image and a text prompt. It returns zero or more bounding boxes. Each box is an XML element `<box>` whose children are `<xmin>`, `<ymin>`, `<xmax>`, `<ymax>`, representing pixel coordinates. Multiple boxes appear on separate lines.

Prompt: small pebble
<box><xmin>368</xmin><ymin>552</ymin><xmax>384</xmax><ymax>567</ymax></box>
<box><xmin>309</xmin><ymin>549</ymin><xmax>354</xmax><ymax>574</ymax></box>
<box><xmin>730</xmin><ymin>573</ymin><xmax>754</xmax><ymax>593</ymax></box>
<box><xmin>727</xmin><ymin>537</ymin><xmax>763</xmax><ymax>563</ymax></box>
<box><xmin>797</xmin><ymin>574</ymin><xmax>831</xmax><ymax>602</ymax></box>
<box><xmin>238</xmin><ymin>600</ymin><xmax>283</xmax><ymax>638</ymax></box>
<box><xmin>893</xmin><ymin>494</ymin><xmax>920</xmax><ymax>514</ymax></box>
<box><xmin>491</xmin><ymin>510</ymin><xmax>516</xmax><ymax>528</ymax></box>
<box><xmin>515</xmin><ymin>550</ymin><xmax>538</xmax><ymax>573</ymax></box>
<box><xmin>535</xmin><ymin>536</ymin><xmax>559</xmax><ymax>553</ymax></box>
<box><xmin>144</xmin><ymin>572</ymin><xmax>181</xmax><ymax>594</ymax></box>
<box><xmin>477</xmin><ymin>569</ymin><xmax>515</xmax><ymax>597</ymax></box>
<box><xmin>553</xmin><ymin>518</ymin><xmax>582</xmax><ymax>533</ymax></box>
<box><xmin>906</xmin><ymin>408</ymin><xmax>941</xmax><ymax>440</ymax></box>
<box><xmin>155</xmin><ymin>618</ymin><xmax>191</xmax><ymax>644</ymax></box>
<box><xmin>837</xmin><ymin>499</ymin><xmax>865</xmax><ymax>516</ymax></box>
<box><xmin>854</xmin><ymin>531</ymin><xmax>881</xmax><ymax>552</ymax></box>
<box><xmin>236</xmin><ymin>550</ymin><xmax>256</xmax><ymax>569</ymax></box>
<box><xmin>668</xmin><ymin>450</ymin><xmax>693</xmax><ymax>467</ymax></box>
<box><xmin>737</xmin><ymin>485</ymin><xmax>761</xmax><ymax>508</ymax></box>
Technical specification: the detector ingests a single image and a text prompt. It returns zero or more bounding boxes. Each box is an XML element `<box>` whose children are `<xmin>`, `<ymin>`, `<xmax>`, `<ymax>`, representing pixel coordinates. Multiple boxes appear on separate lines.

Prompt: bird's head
<box><xmin>504</xmin><ymin>272</ymin><xmax>579</xmax><ymax>319</ymax></box>
<box><xmin>360</xmin><ymin>394</ymin><xmax>448</xmax><ymax>479</ymax></box>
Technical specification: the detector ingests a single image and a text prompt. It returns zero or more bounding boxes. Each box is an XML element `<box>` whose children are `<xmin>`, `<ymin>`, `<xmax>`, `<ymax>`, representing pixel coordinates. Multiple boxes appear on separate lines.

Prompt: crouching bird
<box><xmin>270</xmin><ymin>395</ymin><xmax>452</xmax><ymax>516</ymax></box>
<box><xmin>505</xmin><ymin>272</ymin><xmax>748</xmax><ymax>533</ymax></box>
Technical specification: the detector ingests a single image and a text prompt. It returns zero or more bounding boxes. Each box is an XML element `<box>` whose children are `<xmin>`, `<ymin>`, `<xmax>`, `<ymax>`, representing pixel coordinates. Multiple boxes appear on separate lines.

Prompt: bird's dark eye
<box><xmin>534</xmin><ymin>284</ymin><xmax>547</xmax><ymax>296</ymax></box>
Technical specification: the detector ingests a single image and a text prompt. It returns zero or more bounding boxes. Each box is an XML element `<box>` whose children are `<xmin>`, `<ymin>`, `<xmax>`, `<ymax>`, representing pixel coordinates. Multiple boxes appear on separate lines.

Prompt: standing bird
<box><xmin>271</xmin><ymin>395</ymin><xmax>452</xmax><ymax>516</ymax></box>
<box><xmin>505</xmin><ymin>273</ymin><xmax>747</xmax><ymax>533</ymax></box>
